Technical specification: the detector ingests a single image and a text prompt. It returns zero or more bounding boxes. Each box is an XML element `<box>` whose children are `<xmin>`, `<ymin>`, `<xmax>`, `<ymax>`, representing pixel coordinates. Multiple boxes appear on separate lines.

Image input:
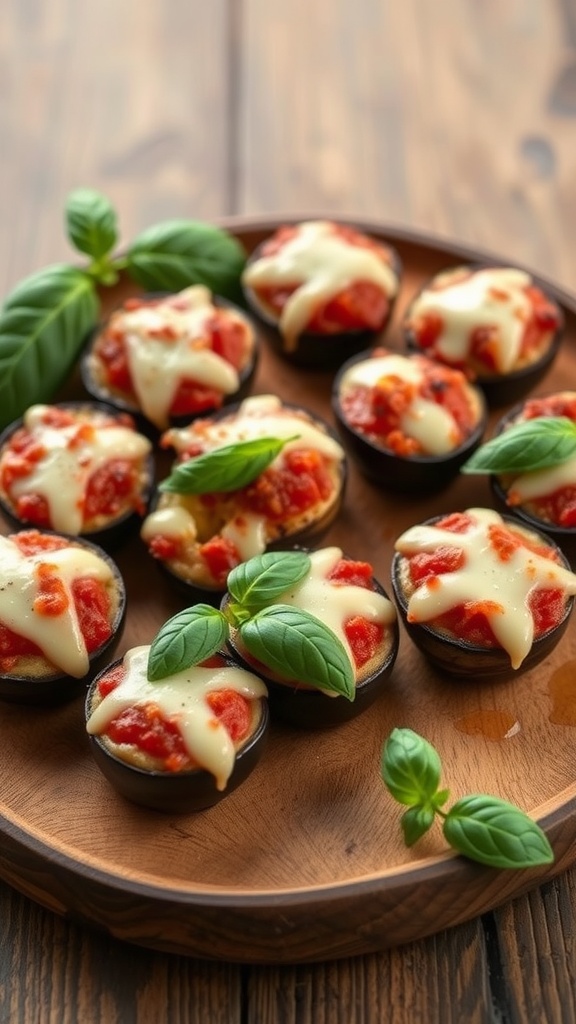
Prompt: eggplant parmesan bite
<box><xmin>403</xmin><ymin>265</ymin><xmax>563</xmax><ymax>406</ymax></box>
<box><xmin>224</xmin><ymin>547</ymin><xmax>398</xmax><ymax>728</ymax></box>
<box><xmin>242</xmin><ymin>221</ymin><xmax>401</xmax><ymax>367</ymax></box>
<box><xmin>140</xmin><ymin>395</ymin><xmax>347</xmax><ymax>599</ymax></box>
<box><xmin>0</xmin><ymin>403</ymin><xmax>153</xmax><ymax>547</ymax></box>
<box><xmin>391</xmin><ymin>507</ymin><xmax>576</xmax><ymax>680</ymax></box>
<box><xmin>332</xmin><ymin>348</ymin><xmax>487</xmax><ymax>492</ymax></box>
<box><xmin>85</xmin><ymin>647</ymin><xmax>269</xmax><ymax>812</ymax></box>
<box><xmin>0</xmin><ymin>529</ymin><xmax>125</xmax><ymax>704</ymax></box>
<box><xmin>81</xmin><ymin>285</ymin><xmax>259</xmax><ymax>432</ymax></box>
<box><xmin>489</xmin><ymin>392</ymin><xmax>576</xmax><ymax>560</ymax></box>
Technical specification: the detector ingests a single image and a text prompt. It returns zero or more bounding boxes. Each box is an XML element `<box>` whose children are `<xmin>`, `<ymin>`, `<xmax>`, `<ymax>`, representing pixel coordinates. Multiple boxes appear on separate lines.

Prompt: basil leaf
<box><xmin>443</xmin><ymin>795</ymin><xmax>554</xmax><ymax>868</ymax></box>
<box><xmin>401</xmin><ymin>806</ymin><xmax>436</xmax><ymax>846</ymax></box>
<box><xmin>462</xmin><ymin>417</ymin><xmax>576</xmax><ymax>475</ymax></box>
<box><xmin>0</xmin><ymin>265</ymin><xmax>99</xmax><ymax>430</ymax></box>
<box><xmin>126</xmin><ymin>220</ymin><xmax>246</xmax><ymax>300</ymax></box>
<box><xmin>65</xmin><ymin>188</ymin><xmax>118</xmax><ymax>262</ymax></box>
<box><xmin>240</xmin><ymin>605</ymin><xmax>355</xmax><ymax>700</ymax></box>
<box><xmin>159</xmin><ymin>437</ymin><xmax>293</xmax><ymax>494</ymax></box>
<box><xmin>227</xmin><ymin>551</ymin><xmax>311</xmax><ymax>609</ymax></box>
<box><xmin>381</xmin><ymin>728</ymin><xmax>443</xmax><ymax>807</ymax></box>
<box><xmin>147</xmin><ymin>604</ymin><xmax>229</xmax><ymax>681</ymax></box>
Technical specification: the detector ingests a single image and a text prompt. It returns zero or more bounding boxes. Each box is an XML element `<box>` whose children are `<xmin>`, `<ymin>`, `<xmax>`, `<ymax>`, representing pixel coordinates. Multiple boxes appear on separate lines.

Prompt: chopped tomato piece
<box><xmin>148</xmin><ymin>534</ymin><xmax>182</xmax><ymax>561</ymax></box>
<box><xmin>101</xmin><ymin>687</ymin><xmax>252</xmax><ymax>772</ymax></box>
<box><xmin>33</xmin><ymin>563</ymin><xmax>69</xmax><ymax>617</ymax></box>
<box><xmin>344</xmin><ymin>617</ymin><xmax>384</xmax><ymax>668</ymax></box>
<box><xmin>328</xmin><ymin>559</ymin><xmax>374</xmax><ymax>589</ymax></box>
<box><xmin>84</xmin><ymin>459</ymin><xmax>142</xmax><ymax>520</ymax></box>
<box><xmin>243</xmin><ymin>448</ymin><xmax>333</xmax><ymax>520</ymax></box>
<box><xmin>169</xmin><ymin>381</ymin><xmax>224</xmax><ymax>417</ymax></box>
<box><xmin>15</xmin><ymin>493</ymin><xmax>51</xmax><ymax>528</ymax></box>
<box><xmin>73</xmin><ymin>577</ymin><xmax>112</xmax><ymax>652</ymax></box>
<box><xmin>199</xmin><ymin>536</ymin><xmax>241</xmax><ymax>584</ymax></box>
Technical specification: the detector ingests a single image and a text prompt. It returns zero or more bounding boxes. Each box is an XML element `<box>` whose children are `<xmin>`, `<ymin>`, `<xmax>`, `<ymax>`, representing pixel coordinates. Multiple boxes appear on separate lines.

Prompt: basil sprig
<box><xmin>381</xmin><ymin>728</ymin><xmax>554</xmax><ymax>868</ymax></box>
<box><xmin>147</xmin><ymin>551</ymin><xmax>356</xmax><ymax>700</ymax></box>
<box><xmin>159</xmin><ymin>437</ymin><xmax>297</xmax><ymax>495</ymax></box>
<box><xmin>0</xmin><ymin>188</ymin><xmax>247</xmax><ymax>430</ymax></box>
<box><xmin>462</xmin><ymin>417</ymin><xmax>576</xmax><ymax>475</ymax></box>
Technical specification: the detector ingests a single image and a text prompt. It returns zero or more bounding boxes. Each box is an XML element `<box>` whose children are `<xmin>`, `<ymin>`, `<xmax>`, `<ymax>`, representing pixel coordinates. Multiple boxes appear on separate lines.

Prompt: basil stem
<box><xmin>381</xmin><ymin>728</ymin><xmax>554</xmax><ymax>869</ymax></box>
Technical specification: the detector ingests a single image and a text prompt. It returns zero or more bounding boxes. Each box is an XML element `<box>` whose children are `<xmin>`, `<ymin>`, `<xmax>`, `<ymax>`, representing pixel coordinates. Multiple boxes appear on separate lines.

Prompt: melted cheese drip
<box><xmin>9</xmin><ymin>405</ymin><xmax>151</xmax><ymax>534</ymax></box>
<box><xmin>141</xmin><ymin>506</ymin><xmax>197</xmax><ymax>543</ymax></box>
<box><xmin>116</xmin><ymin>286</ymin><xmax>250</xmax><ymax>428</ymax></box>
<box><xmin>507</xmin><ymin>454</ymin><xmax>576</xmax><ymax>504</ymax></box>
<box><xmin>166</xmin><ymin>394</ymin><xmax>345</xmax><ymax>462</ymax></box>
<box><xmin>339</xmin><ymin>354</ymin><xmax>460</xmax><ymax>455</ymax></box>
<box><xmin>410</xmin><ymin>267</ymin><xmax>532</xmax><ymax>373</ymax></box>
<box><xmin>278</xmin><ymin>547</ymin><xmax>396</xmax><ymax>675</ymax></box>
<box><xmin>243</xmin><ymin>221</ymin><xmax>399</xmax><ymax>350</ymax></box>
<box><xmin>0</xmin><ymin>536</ymin><xmax>114</xmax><ymax>676</ymax></box>
<box><xmin>86</xmin><ymin>646</ymin><xmax>267</xmax><ymax>789</ymax></box>
<box><xmin>395</xmin><ymin>507</ymin><xmax>576</xmax><ymax>668</ymax></box>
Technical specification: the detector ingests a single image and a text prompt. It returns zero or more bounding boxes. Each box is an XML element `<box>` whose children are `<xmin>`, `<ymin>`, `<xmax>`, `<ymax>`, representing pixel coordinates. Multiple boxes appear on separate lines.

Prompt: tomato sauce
<box><xmin>504</xmin><ymin>393</ymin><xmax>576</xmax><ymax>527</ymax></box>
<box><xmin>0</xmin><ymin>531</ymin><xmax>113</xmax><ymax>671</ymax></box>
<box><xmin>0</xmin><ymin>408</ymin><xmax>147</xmax><ymax>530</ymax></box>
<box><xmin>95</xmin><ymin>299</ymin><xmax>249</xmax><ymax>417</ymax></box>
<box><xmin>410</xmin><ymin>276</ymin><xmax>560</xmax><ymax>374</ymax></box>
<box><xmin>339</xmin><ymin>352</ymin><xmax>478</xmax><ymax>455</ymax></box>
<box><xmin>97</xmin><ymin>669</ymin><xmax>252</xmax><ymax>773</ymax></box>
<box><xmin>253</xmin><ymin>223</ymin><xmax>393</xmax><ymax>334</ymax></box>
<box><xmin>405</xmin><ymin>513</ymin><xmax>565</xmax><ymax>645</ymax></box>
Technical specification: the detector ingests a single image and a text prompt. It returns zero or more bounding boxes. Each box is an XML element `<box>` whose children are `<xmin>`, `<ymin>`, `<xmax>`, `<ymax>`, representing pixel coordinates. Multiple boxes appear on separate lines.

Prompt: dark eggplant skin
<box><xmin>142</xmin><ymin>400</ymin><xmax>348</xmax><ymax>604</ymax></box>
<box><xmin>0</xmin><ymin>536</ymin><xmax>126</xmax><ymax>706</ymax></box>
<box><xmin>80</xmin><ymin>294</ymin><xmax>260</xmax><ymax>439</ymax></box>
<box><xmin>242</xmin><ymin>232</ymin><xmax>402</xmax><ymax>369</ymax></box>
<box><xmin>0</xmin><ymin>401</ymin><xmax>155</xmax><ymax>550</ymax></box>
<box><xmin>391</xmin><ymin>513</ymin><xmax>574</xmax><ymax>681</ymax></box>
<box><xmin>85</xmin><ymin>656</ymin><xmax>269</xmax><ymax>813</ymax></box>
<box><xmin>221</xmin><ymin>571</ymin><xmax>399</xmax><ymax>730</ymax></box>
<box><xmin>402</xmin><ymin>264</ymin><xmax>564</xmax><ymax>408</ymax></box>
<box><xmin>488</xmin><ymin>396</ymin><xmax>576</xmax><ymax>567</ymax></box>
<box><xmin>331</xmin><ymin>350</ymin><xmax>488</xmax><ymax>494</ymax></box>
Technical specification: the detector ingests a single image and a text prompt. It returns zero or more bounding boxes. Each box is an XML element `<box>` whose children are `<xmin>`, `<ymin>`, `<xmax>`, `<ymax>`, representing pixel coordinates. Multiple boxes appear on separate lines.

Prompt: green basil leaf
<box><xmin>65</xmin><ymin>188</ymin><xmax>118</xmax><ymax>262</ymax></box>
<box><xmin>126</xmin><ymin>219</ymin><xmax>246</xmax><ymax>300</ymax></box>
<box><xmin>461</xmin><ymin>417</ymin><xmax>576</xmax><ymax>475</ymax></box>
<box><xmin>0</xmin><ymin>265</ymin><xmax>99</xmax><ymax>430</ymax></box>
<box><xmin>227</xmin><ymin>551</ymin><xmax>311</xmax><ymax>609</ymax></box>
<box><xmin>381</xmin><ymin>728</ymin><xmax>443</xmax><ymax>807</ymax></box>
<box><xmin>147</xmin><ymin>604</ymin><xmax>229</xmax><ymax>681</ymax></box>
<box><xmin>159</xmin><ymin>436</ymin><xmax>294</xmax><ymax>494</ymax></box>
<box><xmin>443</xmin><ymin>795</ymin><xmax>554</xmax><ymax>868</ymax></box>
<box><xmin>240</xmin><ymin>605</ymin><xmax>355</xmax><ymax>700</ymax></box>
<box><xmin>401</xmin><ymin>806</ymin><xmax>436</xmax><ymax>846</ymax></box>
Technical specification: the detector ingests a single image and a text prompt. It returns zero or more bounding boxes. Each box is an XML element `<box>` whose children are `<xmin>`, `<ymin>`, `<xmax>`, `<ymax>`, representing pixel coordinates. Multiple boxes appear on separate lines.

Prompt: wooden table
<box><xmin>2</xmin><ymin>2</ymin><xmax>576</xmax><ymax>1021</ymax></box>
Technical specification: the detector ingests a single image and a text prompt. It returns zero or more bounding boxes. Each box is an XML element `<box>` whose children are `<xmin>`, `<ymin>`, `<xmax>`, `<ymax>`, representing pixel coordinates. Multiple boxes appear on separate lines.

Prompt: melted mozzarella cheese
<box><xmin>243</xmin><ymin>221</ymin><xmax>399</xmax><ymax>350</ymax></box>
<box><xmin>340</xmin><ymin>354</ymin><xmax>460</xmax><ymax>455</ymax></box>
<box><xmin>166</xmin><ymin>394</ymin><xmax>345</xmax><ymax>463</ymax></box>
<box><xmin>507</xmin><ymin>454</ymin><xmax>576</xmax><ymax>504</ymax></box>
<box><xmin>114</xmin><ymin>286</ymin><xmax>251</xmax><ymax>428</ymax></box>
<box><xmin>395</xmin><ymin>507</ymin><xmax>576</xmax><ymax>668</ymax></box>
<box><xmin>277</xmin><ymin>547</ymin><xmax>396</xmax><ymax>678</ymax></box>
<box><xmin>9</xmin><ymin>406</ymin><xmax>151</xmax><ymax>535</ymax></box>
<box><xmin>86</xmin><ymin>646</ymin><xmax>267</xmax><ymax>789</ymax></box>
<box><xmin>140</xmin><ymin>505</ymin><xmax>197</xmax><ymax>543</ymax></box>
<box><xmin>410</xmin><ymin>267</ymin><xmax>532</xmax><ymax>373</ymax></box>
<box><xmin>0</xmin><ymin>536</ymin><xmax>114</xmax><ymax>677</ymax></box>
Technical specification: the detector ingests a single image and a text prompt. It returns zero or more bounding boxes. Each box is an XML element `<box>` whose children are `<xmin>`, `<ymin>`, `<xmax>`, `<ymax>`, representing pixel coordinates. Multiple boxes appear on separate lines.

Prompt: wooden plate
<box><xmin>1</xmin><ymin>218</ymin><xmax>576</xmax><ymax>965</ymax></box>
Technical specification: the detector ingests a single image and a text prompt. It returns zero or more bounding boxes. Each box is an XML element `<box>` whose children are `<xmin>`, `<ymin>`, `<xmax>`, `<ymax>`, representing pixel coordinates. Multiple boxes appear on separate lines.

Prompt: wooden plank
<box><xmin>247</xmin><ymin>921</ymin><xmax>494</xmax><ymax>1024</ymax></box>
<box><xmin>0</xmin><ymin>0</ymin><xmax>231</xmax><ymax>294</ymax></box>
<box><xmin>490</xmin><ymin>876</ymin><xmax>576</xmax><ymax>1023</ymax></box>
<box><xmin>0</xmin><ymin>883</ymin><xmax>243</xmax><ymax>1024</ymax></box>
<box><xmin>239</xmin><ymin>0</ymin><xmax>576</xmax><ymax>290</ymax></box>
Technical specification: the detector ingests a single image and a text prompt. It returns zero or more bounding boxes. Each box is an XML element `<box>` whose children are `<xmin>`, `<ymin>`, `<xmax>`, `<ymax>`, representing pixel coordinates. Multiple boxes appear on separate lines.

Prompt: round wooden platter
<box><xmin>1</xmin><ymin>219</ymin><xmax>576</xmax><ymax>965</ymax></box>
